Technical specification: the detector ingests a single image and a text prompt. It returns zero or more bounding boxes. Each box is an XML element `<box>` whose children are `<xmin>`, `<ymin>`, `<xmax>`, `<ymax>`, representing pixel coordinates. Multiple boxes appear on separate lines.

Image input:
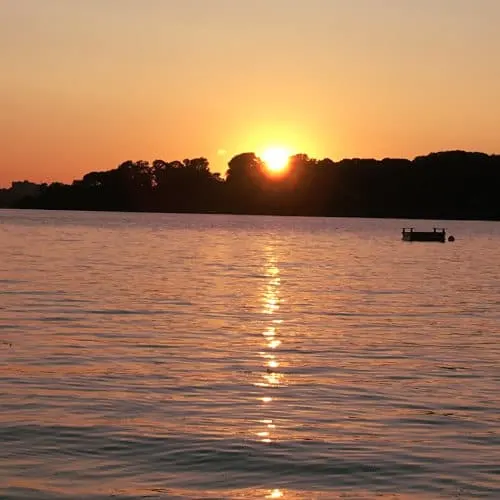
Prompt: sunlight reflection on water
<box><xmin>0</xmin><ymin>210</ymin><xmax>499</xmax><ymax>499</ymax></box>
<box><xmin>254</xmin><ymin>246</ymin><xmax>285</xmax><ymax>446</ymax></box>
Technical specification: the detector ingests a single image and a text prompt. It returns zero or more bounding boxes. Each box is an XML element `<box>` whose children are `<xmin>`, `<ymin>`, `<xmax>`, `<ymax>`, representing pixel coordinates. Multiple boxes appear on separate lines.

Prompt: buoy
<box><xmin>448</xmin><ymin>235</ymin><xmax>455</xmax><ymax>242</ymax></box>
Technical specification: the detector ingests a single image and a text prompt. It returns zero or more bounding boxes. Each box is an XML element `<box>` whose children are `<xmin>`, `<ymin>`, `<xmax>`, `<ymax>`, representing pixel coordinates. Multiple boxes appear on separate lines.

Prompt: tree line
<box><xmin>2</xmin><ymin>150</ymin><xmax>500</xmax><ymax>220</ymax></box>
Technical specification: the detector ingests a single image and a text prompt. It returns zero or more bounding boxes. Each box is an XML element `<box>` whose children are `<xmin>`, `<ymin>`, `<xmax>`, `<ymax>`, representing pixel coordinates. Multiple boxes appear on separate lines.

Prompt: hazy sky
<box><xmin>1</xmin><ymin>0</ymin><xmax>499</xmax><ymax>185</ymax></box>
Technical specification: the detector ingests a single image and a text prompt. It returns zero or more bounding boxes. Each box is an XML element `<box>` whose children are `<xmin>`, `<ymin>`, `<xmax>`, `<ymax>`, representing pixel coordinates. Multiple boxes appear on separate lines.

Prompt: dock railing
<box><xmin>402</xmin><ymin>227</ymin><xmax>446</xmax><ymax>242</ymax></box>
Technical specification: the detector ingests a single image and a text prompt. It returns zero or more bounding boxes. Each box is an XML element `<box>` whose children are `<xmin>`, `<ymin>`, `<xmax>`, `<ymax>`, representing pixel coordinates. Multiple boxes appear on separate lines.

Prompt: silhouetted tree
<box><xmin>8</xmin><ymin>150</ymin><xmax>500</xmax><ymax>220</ymax></box>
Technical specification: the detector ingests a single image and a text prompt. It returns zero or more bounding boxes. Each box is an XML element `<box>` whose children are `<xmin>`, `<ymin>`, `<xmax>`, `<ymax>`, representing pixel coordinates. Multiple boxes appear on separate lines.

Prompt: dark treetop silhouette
<box><xmin>2</xmin><ymin>151</ymin><xmax>500</xmax><ymax>221</ymax></box>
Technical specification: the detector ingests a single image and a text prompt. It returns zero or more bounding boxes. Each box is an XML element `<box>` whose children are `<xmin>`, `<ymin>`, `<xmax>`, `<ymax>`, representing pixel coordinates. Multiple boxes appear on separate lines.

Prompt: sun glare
<box><xmin>261</xmin><ymin>147</ymin><xmax>291</xmax><ymax>175</ymax></box>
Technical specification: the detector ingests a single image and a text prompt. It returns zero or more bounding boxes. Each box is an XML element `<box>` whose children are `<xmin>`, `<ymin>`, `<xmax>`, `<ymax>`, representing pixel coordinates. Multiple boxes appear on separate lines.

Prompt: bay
<box><xmin>0</xmin><ymin>209</ymin><xmax>499</xmax><ymax>499</ymax></box>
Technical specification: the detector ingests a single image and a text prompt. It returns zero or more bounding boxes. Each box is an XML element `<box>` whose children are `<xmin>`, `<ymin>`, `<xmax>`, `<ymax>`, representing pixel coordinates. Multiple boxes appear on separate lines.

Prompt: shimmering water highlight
<box><xmin>0</xmin><ymin>210</ymin><xmax>499</xmax><ymax>499</ymax></box>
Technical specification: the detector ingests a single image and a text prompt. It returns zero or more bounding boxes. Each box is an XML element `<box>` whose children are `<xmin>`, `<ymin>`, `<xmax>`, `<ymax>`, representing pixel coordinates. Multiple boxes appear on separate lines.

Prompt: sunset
<box><xmin>260</xmin><ymin>147</ymin><xmax>292</xmax><ymax>176</ymax></box>
<box><xmin>1</xmin><ymin>1</ymin><xmax>500</xmax><ymax>499</ymax></box>
<box><xmin>2</xmin><ymin>1</ymin><xmax>500</xmax><ymax>186</ymax></box>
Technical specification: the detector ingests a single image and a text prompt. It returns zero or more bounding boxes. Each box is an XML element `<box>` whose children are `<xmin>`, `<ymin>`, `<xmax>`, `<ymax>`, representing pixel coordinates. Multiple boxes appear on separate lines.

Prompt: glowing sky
<box><xmin>1</xmin><ymin>0</ymin><xmax>499</xmax><ymax>185</ymax></box>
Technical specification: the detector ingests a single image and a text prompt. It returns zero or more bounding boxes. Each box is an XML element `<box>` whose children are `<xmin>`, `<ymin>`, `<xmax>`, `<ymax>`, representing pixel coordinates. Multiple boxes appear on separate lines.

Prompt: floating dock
<box><xmin>402</xmin><ymin>227</ymin><xmax>446</xmax><ymax>242</ymax></box>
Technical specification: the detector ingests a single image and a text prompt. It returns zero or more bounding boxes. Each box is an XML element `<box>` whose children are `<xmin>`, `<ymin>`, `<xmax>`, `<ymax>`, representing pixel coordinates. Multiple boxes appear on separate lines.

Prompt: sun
<box><xmin>261</xmin><ymin>147</ymin><xmax>291</xmax><ymax>175</ymax></box>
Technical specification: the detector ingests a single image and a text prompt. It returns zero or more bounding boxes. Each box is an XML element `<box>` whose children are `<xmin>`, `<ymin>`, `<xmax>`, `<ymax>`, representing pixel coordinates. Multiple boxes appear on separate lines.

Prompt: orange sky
<box><xmin>1</xmin><ymin>0</ymin><xmax>499</xmax><ymax>186</ymax></box>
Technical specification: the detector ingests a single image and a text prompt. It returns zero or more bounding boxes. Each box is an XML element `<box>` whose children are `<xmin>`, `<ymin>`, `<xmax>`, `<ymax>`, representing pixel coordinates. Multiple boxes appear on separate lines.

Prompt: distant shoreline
<box><xmin>2</xmin><ymin>150</ymin><xmax>499</xmax><ymax>222</ymax></box>
<box><xmin>2</xmin><ymin>206</ymin><xmax>499</xmax><ymax>223</ymax></box>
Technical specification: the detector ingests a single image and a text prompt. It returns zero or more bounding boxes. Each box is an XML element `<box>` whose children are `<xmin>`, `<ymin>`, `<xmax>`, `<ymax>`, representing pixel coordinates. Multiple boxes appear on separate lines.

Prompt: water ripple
<box><xmin>0</xmin><ymin>210</ymin><xmax>499</xmax><ymax>499</ymax></box>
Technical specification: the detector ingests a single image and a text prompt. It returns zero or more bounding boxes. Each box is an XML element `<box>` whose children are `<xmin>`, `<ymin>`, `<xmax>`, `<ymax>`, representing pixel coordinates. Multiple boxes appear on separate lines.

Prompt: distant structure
<box><xmin>402</xmin><ymin>227</ymin><xmax>447</xmax><ymax>243</ymax></box>
<box><xmin>0</xmin><ymin>181</ymin><xmax>41</xmax><ymax>207</ymax></box>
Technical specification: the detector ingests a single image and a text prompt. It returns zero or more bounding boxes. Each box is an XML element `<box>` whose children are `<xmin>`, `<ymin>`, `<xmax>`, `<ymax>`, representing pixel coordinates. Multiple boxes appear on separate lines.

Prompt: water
<box><xmin>0</xmin><ymin>209</ymin><xmax>499</xmax><ymax>499</ymax></box>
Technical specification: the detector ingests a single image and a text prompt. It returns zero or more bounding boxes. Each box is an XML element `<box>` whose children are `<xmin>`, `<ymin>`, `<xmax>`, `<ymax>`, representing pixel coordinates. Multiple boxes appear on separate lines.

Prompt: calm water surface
<box><xmin>0</xmin><ymin>210</ymin><xmax>499</xmax><ymax>499</ymax></box>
